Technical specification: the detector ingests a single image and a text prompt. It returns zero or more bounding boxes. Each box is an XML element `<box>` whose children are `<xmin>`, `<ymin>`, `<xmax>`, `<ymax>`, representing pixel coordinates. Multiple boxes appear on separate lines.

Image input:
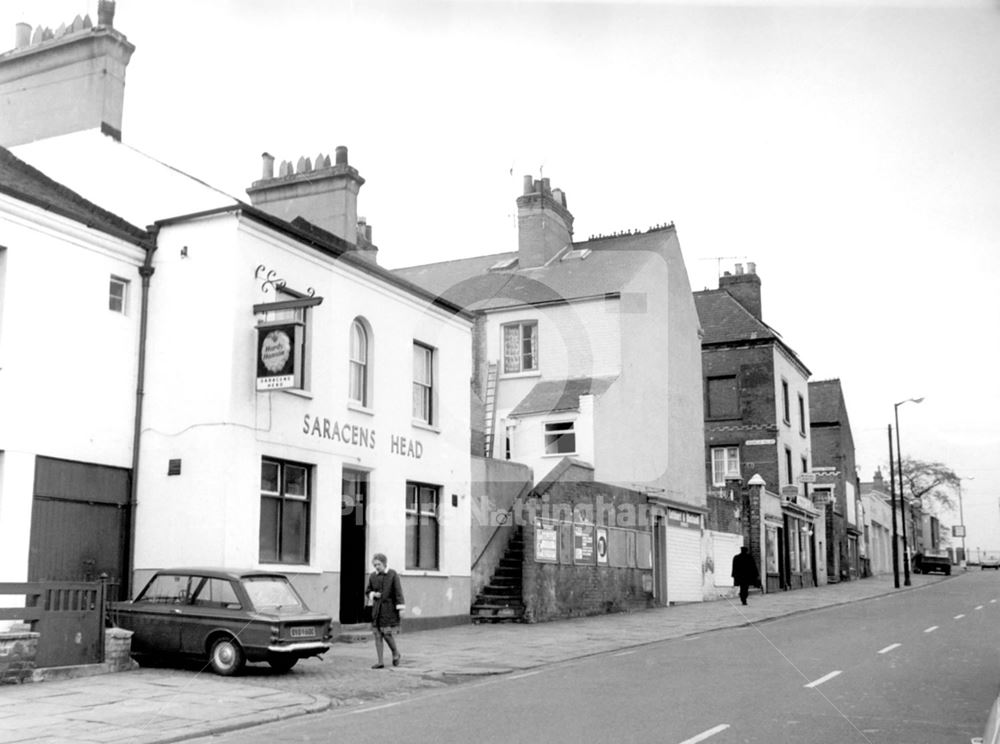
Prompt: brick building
<box><xmin>809</xmin><ymin>378</ymin><xmax>861</xmax><ymax>581</ymax></box>
<box><xmin>694</xmin><ymin>263</ymin><xmax>823</xmax><ymax>592</ymax></box>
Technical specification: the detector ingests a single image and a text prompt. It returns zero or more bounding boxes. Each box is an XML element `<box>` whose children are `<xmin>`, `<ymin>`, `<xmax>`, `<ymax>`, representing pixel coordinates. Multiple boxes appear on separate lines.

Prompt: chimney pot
<box><xmin>522</xmin><ymin>175</ymin><xmax>533</xmax><ymax>195</ymax></box>
<box><xmin>15</xmin><ymin>22</ymin><xmax>31</xmax><ymax>49</ymax></box>
<box><xmin>261</xmin><ymin>152</ymin><xmax>274</xmax><ymax>180</ymax></box>
<box><xmin>97</xmin><ymin>0</ymin><xmax>116</xmax><ymax>27</ymax></box>
<box><xmin>747</xmin><ymin>261</ymin><xmax>756</xmax><ymax>275</ymax></box>
<box><xmin>541</xmin><ymin>177</ymin><xmax>551</xmax><ymax>195</ymax></box>
<box><xmin>335</xmin><ymin>146</ymin><xmax>348</xmax><ymax>166</ymax></box>
<box><xmin>735</xmin><ymin>263</ymin><xmax>744</xmax><ymax>275</ymax></box>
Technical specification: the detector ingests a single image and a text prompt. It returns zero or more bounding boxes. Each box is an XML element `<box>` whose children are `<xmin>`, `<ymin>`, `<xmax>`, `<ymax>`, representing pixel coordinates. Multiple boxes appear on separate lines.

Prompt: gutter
<box><xmin>126</xmin><ymin>228</ymin><xmax>158</xmax><ymax>598</ymax></box>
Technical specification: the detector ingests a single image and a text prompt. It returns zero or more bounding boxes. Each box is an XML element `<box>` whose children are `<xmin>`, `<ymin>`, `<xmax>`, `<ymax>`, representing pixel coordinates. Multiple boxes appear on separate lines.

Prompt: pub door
<box><xmin>339</xmin><ymin>469</ymin><xmax>369</xmax><ymax>625</ymax></box>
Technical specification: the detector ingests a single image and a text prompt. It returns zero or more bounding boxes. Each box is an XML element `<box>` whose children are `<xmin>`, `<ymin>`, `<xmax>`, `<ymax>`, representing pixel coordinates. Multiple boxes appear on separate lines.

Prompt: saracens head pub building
<box><xmin>1</xmin><ymin>8</ymin><xmax>473</xmax><ymax>631</ymax></box>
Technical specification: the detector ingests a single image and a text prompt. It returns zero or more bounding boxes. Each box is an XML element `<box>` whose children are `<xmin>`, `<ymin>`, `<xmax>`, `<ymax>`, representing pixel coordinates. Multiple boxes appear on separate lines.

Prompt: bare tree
<box><xmin>900</xmin><ymin>457</ymin><xmax>960</xmax><ymax>512</ymax></box>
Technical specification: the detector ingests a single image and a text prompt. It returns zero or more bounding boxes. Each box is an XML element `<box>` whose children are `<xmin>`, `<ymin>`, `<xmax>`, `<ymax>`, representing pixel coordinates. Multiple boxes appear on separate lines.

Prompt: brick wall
<box><xmin>0</xmin><ymin>631</ymin><xmax>38</xmax><ymax>684</ymax></box>
<box><xmin>519</xmin><ymin>476</ymin><xmax>655</xmax><ymax>623</ymax></box>
<box><xmin>706</xmin><ymin>493</ymin><xmax>743</xmax><ymax>534</ymax></box>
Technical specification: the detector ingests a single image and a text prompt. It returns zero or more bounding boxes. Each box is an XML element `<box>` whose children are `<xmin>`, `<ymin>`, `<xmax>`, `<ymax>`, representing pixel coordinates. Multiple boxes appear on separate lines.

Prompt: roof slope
<box><xmin>693</xmin><ymin>289</ymin><xmax>779</xmax><ymax>345</ymax></box>
<box><xmin>0</xmin><ymin>145</ymin><xmax>149</xmax><ymax>243</ymax></box>
<box><xmin>509</xmin><ymin>376</ymin><xmax>619</xmax><ymax>418</ymax></box>
<box><xmin>394</xmin><ymin>226</ymin><xmax>677</xmax><ymax>310</ymax></box>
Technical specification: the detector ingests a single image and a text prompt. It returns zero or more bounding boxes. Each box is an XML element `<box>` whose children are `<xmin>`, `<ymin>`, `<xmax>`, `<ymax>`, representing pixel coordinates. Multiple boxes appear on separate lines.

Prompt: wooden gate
<box><xmin>0</xmin><ymin>581</ymin><xmax>106</xmax><ymax>667</ymax></box>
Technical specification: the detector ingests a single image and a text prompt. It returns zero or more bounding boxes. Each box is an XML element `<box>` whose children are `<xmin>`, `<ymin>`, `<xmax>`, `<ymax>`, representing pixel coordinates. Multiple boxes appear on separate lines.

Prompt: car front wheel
<box><xmin>209</xmin><ymin>637</ymin><xmax>245</xmax><ymax>676</ymax></box>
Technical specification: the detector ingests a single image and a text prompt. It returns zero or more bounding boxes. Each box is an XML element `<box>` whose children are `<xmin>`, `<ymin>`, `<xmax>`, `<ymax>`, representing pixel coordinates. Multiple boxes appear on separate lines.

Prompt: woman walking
<box><xmin>366</xmin><ymin>553</ymin><xmax>405</xmax><ymax>668</ymax></box>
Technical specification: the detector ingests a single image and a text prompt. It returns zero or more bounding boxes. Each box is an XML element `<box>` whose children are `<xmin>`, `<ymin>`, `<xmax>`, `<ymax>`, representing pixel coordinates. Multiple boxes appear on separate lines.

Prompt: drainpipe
<box><xmin>126</xmin><ymin>229</ymin><xmax>158</xmax><ymax>598</ymax></box>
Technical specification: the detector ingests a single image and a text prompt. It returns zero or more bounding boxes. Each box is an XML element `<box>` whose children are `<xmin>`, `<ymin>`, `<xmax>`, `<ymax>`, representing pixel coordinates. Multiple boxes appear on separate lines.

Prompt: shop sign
<box><xmin>667</xmin><ymin>508</ymin><xmax>701</xmax><ymax>530</ymax></box>
<box><xmin>953</xmin><ymin>525</ymin><xmax>966</xmax><ymax>538</ymax></box>
<box><xmin>303</xmin><ymin>414</ymin><xmax>376</xmax><ymax>449</ymax></box>
<box><xmin>535</xmin><ymin>520</ymin><xmax>558</xmax><ymax>563</ymax></box>
<box><xmin>256</xmin><ymin>322</ymin><xmax>302</xmax><ymax>390</ymax></box>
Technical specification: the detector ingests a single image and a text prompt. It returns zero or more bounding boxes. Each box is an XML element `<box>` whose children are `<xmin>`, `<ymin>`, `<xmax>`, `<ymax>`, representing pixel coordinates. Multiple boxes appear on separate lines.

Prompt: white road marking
<box><xmin>991</xmin><ymin>599</ymin><xmax>997</xmax><ymax>604</ymax></box>
<box><xmin>677</xmin><ymin>724</ymin><xmax>730</xmax><ymax>744</ymax></box>
<box><xmin>804</xmin><ymin>670</ymin><xmax>842</xmax><ymax>688</ymax></box>
<box><xmin>954</xmin><ymin>614</ymin><xmax>966</xmax><ymax>620</ymax></box>
<box><xmin>975</xmin><ymin>605</ymin><xmax>984</xmax><ymax>610</ymax></box>
<box><xmin>877</xmin><ymin>643</ymin><xmax>901</xmax><ymax>654</ymax></box>
<box><xmin>508</xmin><ymin>671</ymin><xmax>540</xmax><ymax>680</ymax></box>
<box><xmin>613</xmin><ymin>651</ymin><xmax>636</xmax><ymax>657</ymax></box>
<box><xmin>351</xmin><ymin>701</ymin><xmax>401</xmax><ymax>715</ymax></box>
<box><xmin>924</xmin><ymin>626</ymin><xmax>938</xmax><ymax>633</ymax></box>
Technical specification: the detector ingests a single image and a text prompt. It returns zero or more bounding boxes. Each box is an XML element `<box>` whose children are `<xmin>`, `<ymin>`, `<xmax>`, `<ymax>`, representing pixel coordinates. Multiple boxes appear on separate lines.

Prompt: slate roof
<box><xmin>693</xmin><ymin>287</ymin><xmax>810</xmax><ymax>375</ymax></box>
<box><xmin>0</xmin><ymin>145</ymin><xmax>149</xmax><ymax>244</ymax></box>
<box><xmin>393</xmin><ymin>227</ymin><xmax>677</xmax><ymax>310</ymax></box>
<box><xmin>508</xmin><ymin>376</ymin><xmax>619</xmax><ymax>418</ymax></box>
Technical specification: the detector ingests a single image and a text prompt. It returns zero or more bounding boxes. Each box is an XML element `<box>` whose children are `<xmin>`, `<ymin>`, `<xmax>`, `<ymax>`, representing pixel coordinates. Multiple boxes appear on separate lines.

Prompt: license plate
<box><xmin>290</xmin><ymin>626</ymin><xmax>316</xmax><ymax>638</ymax></box>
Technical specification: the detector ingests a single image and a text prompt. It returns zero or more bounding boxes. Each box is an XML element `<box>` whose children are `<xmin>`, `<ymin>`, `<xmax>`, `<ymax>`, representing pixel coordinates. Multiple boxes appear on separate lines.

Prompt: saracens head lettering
<box><xmin>303</xmin><ymin>414</ymin><xmax>375</xmax><ymax>449</ymax></box>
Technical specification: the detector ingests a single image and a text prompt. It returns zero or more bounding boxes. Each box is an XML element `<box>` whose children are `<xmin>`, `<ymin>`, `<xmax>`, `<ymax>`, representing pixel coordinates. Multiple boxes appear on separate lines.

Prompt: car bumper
<box><xmin>267</xmin><ymin>641</ymin><xmax>330</xmax><ymax>655</ymax></box>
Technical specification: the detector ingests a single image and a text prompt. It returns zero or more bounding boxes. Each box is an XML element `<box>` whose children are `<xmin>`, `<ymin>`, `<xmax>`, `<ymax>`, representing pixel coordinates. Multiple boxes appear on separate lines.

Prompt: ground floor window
<box><xmin>765</xmin><ymin>525</ymin><xmax>779</xmax><ymax>574</ymax></box>
<box><xmin>544</xmin><ymin>420</ymin><xmax>576</xmax><ymax>455</ymax></box>
<box><xmin>406</xmin><ymin>481</ymin><xmax>439</xmax><ymax>570</ymax></box>
<box><xmin>259</xmin><ymin>458</ymin><xmax>310</xmax><ymax>564</ymax></box>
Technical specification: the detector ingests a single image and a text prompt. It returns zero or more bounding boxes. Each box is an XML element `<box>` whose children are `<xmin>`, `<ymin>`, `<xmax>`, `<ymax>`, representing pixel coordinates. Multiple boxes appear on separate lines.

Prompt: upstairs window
<box><xmin>781</xmin><ymin>379</ymin><xmax>791</xmax><ymax>424</ymax></box>
<box><xmin>706</xmin><ymin>376</ymin><xmax>739</xmax><ymax>419</ymax></box>
<box><xmin>798</xmin><ymin>393</ymin><xmax>806</xmax><ymax>435</ymax></box>
<box><xmin>349</xmin><ymin>319</ymin><xmax>370</xmax><ymax>406</ymax></box>
<box><xmin>412</xmin><ymin>342</ymin><xmax>434</xmax><ymax>424</ymax></box>
<box><xmin>711</xmin><ymin>446</ymin><xmax>740</xmax><ymax>487</ymax></box>
<box><xmin>109</xmin><ymin>276</ymin><xmax>128</xmax><ymax>314</ymax></box>
<box><xmin>544</xmin><ymin>420</ymin><xmax>576</xmax><ymax>455</ymax></box>
<box><xmin>503</xmin><ymin>321</ymin><xmax>538</xmax><ymax>374</ymax></box>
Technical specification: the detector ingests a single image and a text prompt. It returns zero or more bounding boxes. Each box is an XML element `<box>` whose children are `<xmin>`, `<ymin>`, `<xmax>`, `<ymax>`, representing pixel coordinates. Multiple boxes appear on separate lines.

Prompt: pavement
<box><xmin>0</xmin><ymin>572</ymin><xmax>951</xmax><ymax>744</ymax></box>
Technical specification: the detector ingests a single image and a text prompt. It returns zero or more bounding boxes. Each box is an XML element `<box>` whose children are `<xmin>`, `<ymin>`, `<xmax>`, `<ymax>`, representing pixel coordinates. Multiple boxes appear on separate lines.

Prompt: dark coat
<box><xmin>366</xmin><ymin>568</ymin><xmax>404</xmax><ymax>628</ymax></box>
<box><xmin>732</xmin><ymin>550</ymin><xmax>759</xmax><ymax>586</ymax></box>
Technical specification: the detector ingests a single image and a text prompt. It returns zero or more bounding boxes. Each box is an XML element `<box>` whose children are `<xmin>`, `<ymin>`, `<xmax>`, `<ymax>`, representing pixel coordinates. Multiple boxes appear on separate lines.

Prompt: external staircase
<box><xmin>471</xmin><ymin>528</ymin><xmax>525</xmax><ymax>623</ymax></box>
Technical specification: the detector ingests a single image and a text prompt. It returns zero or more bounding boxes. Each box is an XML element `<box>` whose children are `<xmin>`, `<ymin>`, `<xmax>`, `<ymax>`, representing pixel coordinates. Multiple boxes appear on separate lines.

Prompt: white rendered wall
<box><xmin>134</xmin><ymin>214</ymin><xmax>472</xmax><ymax>619</ymax></box>
<box><xmin>772</xmin><ymin>346</ymin><xmax>811</xmax><ymax>492</ymax></box>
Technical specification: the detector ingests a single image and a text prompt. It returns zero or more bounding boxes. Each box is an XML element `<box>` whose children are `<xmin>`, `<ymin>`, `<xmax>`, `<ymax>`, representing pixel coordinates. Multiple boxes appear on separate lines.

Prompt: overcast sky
<box><xmin>5</xmin><ymin>0</ymin><xmax>999</xmax><ymax>552</ymax></box>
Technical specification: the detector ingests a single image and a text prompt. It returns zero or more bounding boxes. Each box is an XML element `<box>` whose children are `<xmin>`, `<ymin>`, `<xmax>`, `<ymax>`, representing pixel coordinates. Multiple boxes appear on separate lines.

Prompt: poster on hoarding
<box><xmin>535</xmin><ymin>520</ymin><xmax>558</xmax><ymax>563</ymax></box>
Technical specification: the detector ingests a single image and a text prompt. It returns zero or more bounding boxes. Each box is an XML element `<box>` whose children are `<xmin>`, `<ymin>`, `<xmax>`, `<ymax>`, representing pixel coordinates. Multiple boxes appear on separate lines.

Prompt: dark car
<box><xmin>912</xmin><ymin>553</ymin><xmax>951</xmax><ymax>576</ymax></box>
<box><xmin>110</xmin><ymin>568</ymin><xmax>332</xmax><ymax>675</ymax></box>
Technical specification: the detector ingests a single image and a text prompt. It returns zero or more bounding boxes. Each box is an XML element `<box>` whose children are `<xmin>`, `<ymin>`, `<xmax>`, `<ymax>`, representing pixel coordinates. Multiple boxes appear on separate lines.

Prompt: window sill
<box><xmin>542</xmin><ymin>452</ymin><xmax>577</xmax><ymax>458</ymax></box>
<box><xmin>348</xmin><ymin>402</ymin><xmax>374</xmax><ymax>416</ymax></box>
<box><xmin>280</xmin><ymin>388</ymin><xmax>314</xmax><ymax>400</ymax></box>
<box><xmin>400</xmin><ymin>570</ymin><xmax>450</xmax><ymax>578</ymax></box>
<box><xmin>411</xmin><ymin>420</ymin><xmax>441</xmax><ymax>434</ymax></box>
<box><xmin>500</xmin><ymin>370</ymin><xmax>541</xmax><ymax>381</ymax></box>
<box><xmin>256</xmin><ymin>563</ymin><xmax>322</xmax><ymax>575</ymax></box>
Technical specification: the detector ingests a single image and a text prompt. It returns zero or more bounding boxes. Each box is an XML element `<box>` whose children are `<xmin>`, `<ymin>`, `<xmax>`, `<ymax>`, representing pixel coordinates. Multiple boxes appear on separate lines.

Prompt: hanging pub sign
<box><xmin>256</xmin><ymin>321</ymin><xmax>303</xmax><ymax>390</ymax></box>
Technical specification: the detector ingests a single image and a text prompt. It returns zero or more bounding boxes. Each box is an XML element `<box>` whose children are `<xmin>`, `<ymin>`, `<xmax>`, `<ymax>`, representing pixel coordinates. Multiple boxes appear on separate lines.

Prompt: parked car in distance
<box><xmin>981</xmin><ymin>553</ymin><xmax>1000</xmax><ymax>570</ymax></box>
<box><xmin>912</xmin><ymin>552</ymin><xmax>951</xmax><ymax>576</ymax></box>
<box><xmin>110</xmin><ymin>568</ymin><xmax>332</xmax><ymax>675</ymax></box>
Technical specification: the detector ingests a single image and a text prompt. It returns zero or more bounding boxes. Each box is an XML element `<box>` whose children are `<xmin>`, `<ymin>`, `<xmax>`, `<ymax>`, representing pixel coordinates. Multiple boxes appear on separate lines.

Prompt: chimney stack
<box><xmin>517</xmin><ymin>175</ymin><xmax>574</xmax><ymax>268</ymax></box>
<box><xmin>97</xmin><ymin>0</ymin><xmax>116</xmax><ymax>27</ymax></box>
<box><xmin>0</xmin><ymin>10</ymin><xmax>134</xmax><ymax>146</ymax></box>
<box><xmin>247</xmin><ymin>146</ymin><xmax>377</xmax><ymax>262</ymax></box>
<box><xmin>719</xmin><ymin>262</ymin><xmax>763</xmax><ymax>320</ymax></box>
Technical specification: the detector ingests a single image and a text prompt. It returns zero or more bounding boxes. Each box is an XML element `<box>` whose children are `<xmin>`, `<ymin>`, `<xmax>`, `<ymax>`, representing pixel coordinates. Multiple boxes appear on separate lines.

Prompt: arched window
<box><xmin>349</xmin><ymin>319</ymin><xmax>369</xmax><ymax>405</ymax></box>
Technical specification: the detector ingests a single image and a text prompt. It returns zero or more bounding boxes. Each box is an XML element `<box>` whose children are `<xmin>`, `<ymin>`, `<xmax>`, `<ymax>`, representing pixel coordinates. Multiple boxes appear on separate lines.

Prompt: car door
<box><xmin>181</xmin><ymin>576</ymin><xmax>245</xmax><ymax>656</ymax></box>
<box><xmin>126</xmin><ymin>573</ymin><xmax>192</xmax><ymax>654</ymax></box>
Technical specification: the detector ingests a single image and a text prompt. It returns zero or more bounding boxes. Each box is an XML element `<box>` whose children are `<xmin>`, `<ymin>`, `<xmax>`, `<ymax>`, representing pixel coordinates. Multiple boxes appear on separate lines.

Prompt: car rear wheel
<box><xmin>209</xmin><ymin>637</ymin><xmax>245</xmax><ymax>676</ymax></box>
<box><xmin>267</xmin><ymin>656</ymin><xmax>298</xmax><ymax>673</ymax></box>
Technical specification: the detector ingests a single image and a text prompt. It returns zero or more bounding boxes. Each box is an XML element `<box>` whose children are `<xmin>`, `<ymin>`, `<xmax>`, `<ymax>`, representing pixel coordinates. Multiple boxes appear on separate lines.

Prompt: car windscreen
<box><xmin>135</xmin><ymin>574</ymin><xmax>195</xmax><ymax>603</ymax></box>
<box><xmin>241</xmin><ymin>576</ymin><xmax>305</xmax><ymax>611</ymax></box>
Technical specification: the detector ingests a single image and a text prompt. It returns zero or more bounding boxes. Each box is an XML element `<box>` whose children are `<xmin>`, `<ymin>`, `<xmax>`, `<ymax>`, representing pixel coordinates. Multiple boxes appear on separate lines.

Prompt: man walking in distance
<box><xmin>731</xmin><ymin>546</ymin><xmax>760</xmax><ymax>606</ymax></box>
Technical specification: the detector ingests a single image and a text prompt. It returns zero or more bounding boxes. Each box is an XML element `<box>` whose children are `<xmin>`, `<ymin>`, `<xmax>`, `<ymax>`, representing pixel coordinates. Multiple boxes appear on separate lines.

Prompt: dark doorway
<box><xmin>340</xmin><ymin>469</ymin><xmax>368</xmax><ymax>624</ymax></box>
<box><xmin>777</xmin><ymin>524</ymin><xmax>788</xmax><ymax>590</ymax></box>
<box><xmin>28</xmin><ymin>456</ymin><xmax>130</xmax><ymax>597</ymax></box>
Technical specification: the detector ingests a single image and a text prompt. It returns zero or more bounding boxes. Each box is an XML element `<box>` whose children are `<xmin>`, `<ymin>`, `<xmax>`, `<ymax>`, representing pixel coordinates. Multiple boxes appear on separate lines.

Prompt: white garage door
<box><xmin>667</xmin><ymin>525</ymin><xmax>703</xmax><ymax>603</ymax></box>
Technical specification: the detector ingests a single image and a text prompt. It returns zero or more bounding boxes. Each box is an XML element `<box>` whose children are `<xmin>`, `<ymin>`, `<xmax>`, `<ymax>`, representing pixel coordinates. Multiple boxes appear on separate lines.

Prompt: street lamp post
<box><xmin>958</xmin><ymin>476</ymin><xmax>973</xmax><ymax>566</ymax></box>
<box><xmin>894</xmin><ymin>396</ymin><xmax>924</xmax><ymax>587</ymax></box>
<box><xmin>888</xmin><ymin>424</ymin><xmax>900</xmax><ymax>589</ymax></box>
